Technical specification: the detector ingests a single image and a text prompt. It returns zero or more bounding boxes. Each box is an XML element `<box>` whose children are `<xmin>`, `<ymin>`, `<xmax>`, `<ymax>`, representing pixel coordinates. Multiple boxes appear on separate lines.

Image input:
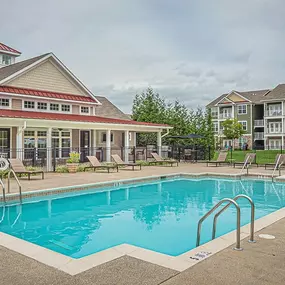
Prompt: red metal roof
<box><xmin>0</xmin><ymin>43</ymin><xmax>21</xmax><ymax>55</ymax></box>
<box><xmin>0</xmin><ymin>86</ymin><xmax>98</xmax><ymax>103</ymax></box>
<box><xmin>0</xmin><ymin>109</ymin><xmax>169</xmax><ymax>127</ymax></box>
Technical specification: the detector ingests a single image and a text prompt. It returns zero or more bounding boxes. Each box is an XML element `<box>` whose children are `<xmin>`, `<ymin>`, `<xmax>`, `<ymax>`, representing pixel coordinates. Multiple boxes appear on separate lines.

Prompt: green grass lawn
<box><xmin>213</xmin><ymin>150</ymin><xmax>281</xmax><ymax>164</ymax></box>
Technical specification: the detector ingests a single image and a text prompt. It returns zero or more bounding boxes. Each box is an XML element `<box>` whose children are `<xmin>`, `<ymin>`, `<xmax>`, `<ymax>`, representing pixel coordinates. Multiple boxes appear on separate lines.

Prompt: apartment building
<box><xmin>0</xmin><ymin>43</ymin><xmax>170</xmax><ymax>169</ymax></box>
<box><xmin>207</xmin><ymin>86</ymin><xmax>285</xmax><ymax>150</ymax></box>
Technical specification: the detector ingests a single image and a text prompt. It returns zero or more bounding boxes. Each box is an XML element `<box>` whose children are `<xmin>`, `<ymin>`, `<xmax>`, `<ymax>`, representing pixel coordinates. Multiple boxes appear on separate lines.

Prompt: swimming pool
<box><xmin>1</xmin><ymin>177</ymin><xmax>285</xmax><ymax>259</ymax></box>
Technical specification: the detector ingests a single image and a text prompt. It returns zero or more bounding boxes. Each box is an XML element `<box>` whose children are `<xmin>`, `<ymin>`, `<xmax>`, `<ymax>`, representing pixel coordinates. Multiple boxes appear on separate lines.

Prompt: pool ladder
<box><xmin>196</xmin><ymin>194</ymin><xmax>255</xmax><ymax>251</ymax></box>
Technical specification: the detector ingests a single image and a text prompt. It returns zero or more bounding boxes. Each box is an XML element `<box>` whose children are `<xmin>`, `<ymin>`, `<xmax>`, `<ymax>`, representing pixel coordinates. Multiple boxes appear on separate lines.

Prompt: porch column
<box><xmin>16</xmin><ymin>127</ymin><xmax>23</xmax><ymax>160</ymax></box>
<box><xmin>124</xmin><ymin>130</ymin><xmax>129</xmax><ymax>162</ymax></box>
<box><xmin>106</xmin><ymin>129</ymin><xmax>111</xmax><ymax>162</ymax></box>
<box><xmin>46</xmin><ymin>127</ymin><xmax>52</xmax><ymax>172</ymax></box>
<box><xmin>91</xmin><ymin>130</ymin><xmax>97</xmax><ymax>156</ymax></box>
<box><xmin>133</xmin><ymin>132</ymin><xmax>137</xmax><ymax>147</ymax></box>
<box><xmin>157</xmin><ymin>131</ymin><xmax>162</xmax><ymax>156</ymax></box>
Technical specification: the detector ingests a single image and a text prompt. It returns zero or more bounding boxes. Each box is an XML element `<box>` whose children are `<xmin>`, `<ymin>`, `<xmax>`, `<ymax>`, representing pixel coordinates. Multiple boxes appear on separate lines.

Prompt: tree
<box><xmin>222</xmin><ymin>119</ymin><xmax>245</xmax><ymax>150</ymax></box>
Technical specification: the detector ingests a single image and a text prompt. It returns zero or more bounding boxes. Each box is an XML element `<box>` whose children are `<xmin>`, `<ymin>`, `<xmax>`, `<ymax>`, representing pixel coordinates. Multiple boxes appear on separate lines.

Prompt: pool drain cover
<box><xmin>258</xmin><ymin>234</ymin><xmax>275</xmax><ymax>240</ymax></box>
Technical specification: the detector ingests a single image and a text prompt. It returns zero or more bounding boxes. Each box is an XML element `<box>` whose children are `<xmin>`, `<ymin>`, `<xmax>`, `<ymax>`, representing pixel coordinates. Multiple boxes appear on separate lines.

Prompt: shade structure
<box><xmin>166</xmin><ymin>134</ymin><xmax>205</xmax><ymax>139</ymax></box>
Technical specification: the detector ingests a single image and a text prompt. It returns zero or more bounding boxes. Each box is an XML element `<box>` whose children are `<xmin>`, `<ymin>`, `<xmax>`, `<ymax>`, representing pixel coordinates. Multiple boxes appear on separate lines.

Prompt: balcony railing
<box><xmin>219</xmin><ymin>113</ymin><xmax>233</xmax><ymax>119</ymax></box>
<box><xmin>254</xmin><ymin>132</ymin><xmax>264</xmax><ymax>140</ymax></box>
<box><xmin>265</xmin><ymin>110</ymin><xmax>282</xmax><ymax>117</ymax></box>
<box><xmin>265</xmin><ymin>128</ymin><xmax>282</xmax><ymax>134</ymax></box>
<box><xmin>254</xmin><ymin>120</ymin><xmax>264</xmax><ymax>127</ymax></box>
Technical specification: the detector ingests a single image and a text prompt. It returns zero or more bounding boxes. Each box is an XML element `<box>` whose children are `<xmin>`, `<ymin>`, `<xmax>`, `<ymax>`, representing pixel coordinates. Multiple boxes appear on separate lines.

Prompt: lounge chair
<box><xmin>84</xmin><ymin>156</ymin><xmax>118</xmax><ymax>173</ymax></box>
<box><xmin>264</xmin><ymin>154</ymin><xmax>285</xmax><ymax>169</ymax></box>
<box><xmin>111</xmin><ymin>154</ymin><xmax>141</xmax><ymax>170</ymax></box>
<box><xmin>206</xmin><ymin>152</ymin><xmax>230</xmax><ymax>167</ymax></box>
<box><xmin>233</xmin><ymin>153</ymin><xmax>257</xmax><ymax>168</ymax></box>
<box><xmin>149</xmin><ymin>152</ymin><xmax>178</xmax><ymax>166</ymax></box>
<box><xmin>9</xmin><ymin>158</ymin><xmax>44</xmax><ymax>180</ymax></box>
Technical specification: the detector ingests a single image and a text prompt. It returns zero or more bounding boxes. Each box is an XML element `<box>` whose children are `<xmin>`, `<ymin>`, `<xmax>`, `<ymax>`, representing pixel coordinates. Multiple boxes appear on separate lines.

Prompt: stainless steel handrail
<box><xmin>212</xmin><ymin>194</ymin><xmax>255</xmax><ymax>243</ymax></box>
<box><xmin>240</xmin><ymin>155</ymin><xmax>252</xmax><ymax>175</ymax></box>
<box><xmin>7</xmin><ymin>169</ymin><xmax>22</xmax><ymax>203</ymax></box>
<box><xmin>272</xmin><ymin>154</ymin><xmax>283</xmax><ymax>182</ymax></box>
<box><xmin>196</xmin><ymin>198</ymin><xmax>242</xmax><ymax>250</ymax></box>
<box><xmin>0</xmin><ymin>178</ymin><xmax>6</xmax><ymax>204</ymax></box>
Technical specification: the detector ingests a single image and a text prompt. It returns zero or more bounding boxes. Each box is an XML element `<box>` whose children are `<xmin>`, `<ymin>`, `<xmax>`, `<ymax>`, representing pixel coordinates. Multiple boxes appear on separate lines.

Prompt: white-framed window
<box><xmin>268</xmin><ymin>122</ymin><xmax>282</xmax><ymax>133</ymax></box>
<box><xmin>80</xmin><ymin>106</ymin><xmax>90</xmax><ymax>114</ymax></box>
<box><xmin>268</xmin><ymin>104</ymin><xmax>282</xmax><ymax>116</ymax></box>
<box><xmin>24</xmin><ymin>101</ymin><xmax>35</xmax><ymax>109</ymax></box>
<box><xmin>0</xmin><ymin>98</ymin><xmax>10</xmax><ymax>108</ymax></box>
<box><xmin>239</xmin><ymin>121</ymin><xmax>247</xmax><ymax>131</ymax></box>
<box><xmin>23</xmin><ymin>129</ymin><xmax>47</xmax><ymax>159</ymax></box>
<box><xmin>211</xmin><ymin>107</ymin><xmax>218</xmax><ymax>118</ymax></box>
<box><xmin>237</xmin><ymin>104</ymin><xmax>247</xmax><ymax>115</ymax></box>
<box><xmin>269</xmin><ymin>139</ymin><xmax>281</xmax><ymax>150</ymax></box>
<box><xmin>52</xmin><ymin>130</ymin><xmax>71</xmax><ymax>158</ymax></box>
<box><xmin>50</xmin><ymin>103</ymin><xmax>59</xmax><ymax>111</ymax></box>
<box><xmin>61</xmin><ymin>104</ymin><xmax>71</xmax><ymax>112</ymax></box>
<box><xmin>101</xmin><ymin>132</ymin><xmax>114</xmax><ymax>143</ymax></box>
<box><xmin>2</xmin><ymin>54</ymin><xmax>11</xmax><ymax>65</ymax></box>
<box><xmin>37</xmin><ymin>102</ymin><xmax>48</xmax><ymax>110</ymax></box>
<box><xmin>213</xmin><ymin>122</ymin><xmax>218</xmax><ymax>132</ymax></box>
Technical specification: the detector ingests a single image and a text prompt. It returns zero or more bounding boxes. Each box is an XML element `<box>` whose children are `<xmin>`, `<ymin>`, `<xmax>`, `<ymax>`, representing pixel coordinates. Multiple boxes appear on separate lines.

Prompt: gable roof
<box><xmin>0</xmin><ymin>43</ymin><xmax>21</xmax><ymax>56</ymax></box>
<box><xmin>0</xmin><ymin>53</ymin><xmax>101</xmax><ymax>104</ymax></box>
<box><xmin>262</xmin><ymin>84</ymin><xmax>285</xmax><ymax>101</ymax></box>
<box><xmin>0</xmin><ymin>86</ymin><xmax>98</xmax><ymax>104</ymax></box>
<box><xmin>95</xmin><ymin>96</ymin><xmax>131</xmax><ymax>120</ymax></box>
<box><xmin>0</xmin><ymin>53</ymin><xmax>48</xmax><ymax>81</ymax></box>
<box><xmin>207</xmin><ymin>89</ymin><xmax>270</xmax><ymax>107</ymax></box>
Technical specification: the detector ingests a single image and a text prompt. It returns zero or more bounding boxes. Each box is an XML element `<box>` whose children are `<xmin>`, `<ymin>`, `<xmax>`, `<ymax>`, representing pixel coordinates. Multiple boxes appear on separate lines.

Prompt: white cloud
<box><xmin>1</xmin><ymin>0</ymin><xmax>285</xmax><ymax>113</ymax></box>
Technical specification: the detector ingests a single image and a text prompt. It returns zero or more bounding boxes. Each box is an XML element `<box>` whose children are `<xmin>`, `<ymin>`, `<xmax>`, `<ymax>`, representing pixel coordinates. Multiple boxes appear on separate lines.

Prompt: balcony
<box><xmin>265</xmin><ymin>128</ymin><xmax>282</xmax><ymax>135</ymax></box>
<box><xmin>254</xmin><ymin>120</ymin><xmax>264</xmax><ymax>127</ymax></box>
<box><xmin>254</xmin><ymin>132</ymin><xmax>264</xmax><ymax>140</ymax></box>
<box><xmin>265</xmin><ymin>110</ymin><xmax>282</xmax><ymax>117</ymax></box>
<box><xmin>219</xmin><ymin>113</ymin><xmax>233</xmax><ymax>119</ymax></box>
<box><xmin>211</xmin><ymin>112</ymin><xmax>218</xmax><ymax>119</ymax></box>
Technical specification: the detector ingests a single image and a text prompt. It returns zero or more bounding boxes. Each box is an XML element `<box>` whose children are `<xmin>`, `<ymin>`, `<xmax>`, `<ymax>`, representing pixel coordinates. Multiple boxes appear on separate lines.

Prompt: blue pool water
<box><xmin>1</xmin><ymin>177</ymin><xmax>285</xmax><ymax>258</ymax></box>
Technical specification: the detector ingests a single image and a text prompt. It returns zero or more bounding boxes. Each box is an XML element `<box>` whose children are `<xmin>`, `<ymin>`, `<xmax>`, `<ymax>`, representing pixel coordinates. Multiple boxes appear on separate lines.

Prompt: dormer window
<box><xmin>37</xmin><ymin>102</ymin><xmax>47</xmax><ymax>110</ymax></box>
<box><xmin>61</xmin><ymin>104</ymin><xmax>70</xmax><ymax>112</ymax></box>
<box><xmin>80</xmin><ymin>106</ymin><xmax>90</xmax><ymax>114</ymax></box>
<box><xmin>2</xmin><ymin>54</ymin><xmax>11</xmax><ymax>65</ymax></box>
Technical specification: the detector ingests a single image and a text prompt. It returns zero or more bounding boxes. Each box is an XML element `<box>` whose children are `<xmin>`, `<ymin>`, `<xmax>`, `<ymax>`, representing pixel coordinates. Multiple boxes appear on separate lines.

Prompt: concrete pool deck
<box><xmin>1</xmin><ymin>218</ymin><xmax>285</xmax><ymax>285</ymax></box>
<box><xmin>1</xmin><ymin>163</ymin><xmax>285</xmax><ymax>284</ymax></box>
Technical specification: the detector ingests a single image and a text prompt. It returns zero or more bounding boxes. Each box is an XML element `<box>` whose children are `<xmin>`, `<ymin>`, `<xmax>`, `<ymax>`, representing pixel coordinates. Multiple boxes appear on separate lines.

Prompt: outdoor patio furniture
<box><xmin>206</xmin><ymin>152</ymin><xmax>230</xmax><ymax>167</ymax></box>
<box><xmin>264</xmin><ymin>154</ymin><xmax>285</xmax><ymax>169</ymax></box>
<box><xmin>111</xmin><ymin>154</ymin><xmax>142</xmax><ymax>171</ymax></box>
<box><xmin>9</xmin><ymin>158</ymin><xmax>44</xmax><ymax>180</ymax></box>
<box><xmin>84</xmin><ymin>156</ymin><xmax>118</xmax><ymax>173</ymax></box>
<box><xmin>233</xmin><ymin>153</ymin><xmax>258</xmax><ymax>168</ymax></box>
<box><xmin>149</xmin><ymin>152</ymin><xmax>179</xmax><ymax>166</ymax></box>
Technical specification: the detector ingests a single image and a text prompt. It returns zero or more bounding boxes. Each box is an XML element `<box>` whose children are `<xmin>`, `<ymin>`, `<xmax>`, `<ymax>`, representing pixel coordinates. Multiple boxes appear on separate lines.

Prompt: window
<box><xmin>0</xmin><ymin>98</ymin><xmax>10</xmax><ymax>107</ymax></box>
<box><xmin>61</xmin><ymin>104</ymin><xmax>70</xmax><ymax>112</ymax></box>
<box><xmin>52</xmin><ymin>130</ymin><xmax>71</xmax><ymax>158</ymax></box>
<box><xmin>213</xmin><ymin>122</ymin><xmax>218</xmax><ymax>132</ymax></box>
<box><xmin>2</xmin><ymin>54</ymin><xmax>11</xmax><ymax>65</ymax></box>
<box><xmin>269</xmin><ymin>139</ymin><xmax>281</xmax><ymax>150</ymax></box>
<box><xmin>81</xmin><ymin>106</ymin><xmax>89</xmax><ymax>114</ymax></box>
<box><xmin>37</xmin><ymin>102</ymin><xmax>47</xmax><ymax>110</ymax></box>
<box><xmin>268</xmin><ymin>104</ymin><xmax>282</xmax><ymax>116</ymax></box>
<box><xmin>239</xmin><ymin>121</ymin><xmax>247</xmax><ymax>131</ymax></box>
<box><xmin>101</xmin><ymin>132</ymin><xmax>114</xmax><ymax>143</ymax></box>
<box><xmin>268</xmin><ymin>122</ymin><xmax>282</xmax><ymax>133</ymax></box>
<box><xmin>50</xmin><ymin>103</ymin><xmax>59</xmax><ymax>111</ymax></box>
<box><xmin>237</xmin><ymin>105</ymin><xmax>247</xmax><ymax>115</ymax></box>
<box><xmin>211</xmin><ymin>108</ymin><xmax>218</xmax><ymax>118</ymax></box>
<box><xmin>24</xmin><ymin>101</ymin><xmax>35</xmax><ymax>109</ymax></box>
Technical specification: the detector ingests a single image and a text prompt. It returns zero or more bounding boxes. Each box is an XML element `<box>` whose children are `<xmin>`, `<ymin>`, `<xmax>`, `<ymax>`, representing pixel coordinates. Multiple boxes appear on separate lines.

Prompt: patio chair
<box><xmin>84</xmin><ymin>156</ymin><xmax>119</xmax><ymax>173</ymax></box>
<box><xmin>111</xmin><ymin>154</ymin><xmax>142</xmax><ymax>171</ymax></box>
<box><xmin>206</xmin><ymin>152</ymin><xmax>230</xmax><ymax>167</ymax></box>
<box><xmin>264</xmin><ymin>154</ymin><xmax>285</xmax><ymax>169</ymax></box>
<box><xmin>9</xmin><ymin>158</ymin><xmax>44</xmax><ymax>180</ymax></box>
<box><xmin>149</xmin><ymin>152</ymin><xmax>179</xmax><ymax>166</ymax></box>
<box><xmin>233</xmin><ymin>153</ymin><xmax>258</xmax><ymax>168</ymax></box>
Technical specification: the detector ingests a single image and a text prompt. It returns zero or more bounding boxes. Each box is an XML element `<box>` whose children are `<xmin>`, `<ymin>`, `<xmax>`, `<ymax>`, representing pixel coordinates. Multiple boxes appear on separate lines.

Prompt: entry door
<box><xmin>0</xmin><ymin>128</ymin><xmax>10</xmax><ymax>158</ymax></box>
<box><xmin>80</xmin><ymin>131</ymin><xmax>90</xmax><ymax>162</ymax></box>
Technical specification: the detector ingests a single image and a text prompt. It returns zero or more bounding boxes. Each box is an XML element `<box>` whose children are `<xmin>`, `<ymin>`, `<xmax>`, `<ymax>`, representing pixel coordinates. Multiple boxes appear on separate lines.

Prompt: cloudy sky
<box><xmin>1</xmin><ymin>0</ymin><xmax>285</xmax><ymax>112</ymax></box>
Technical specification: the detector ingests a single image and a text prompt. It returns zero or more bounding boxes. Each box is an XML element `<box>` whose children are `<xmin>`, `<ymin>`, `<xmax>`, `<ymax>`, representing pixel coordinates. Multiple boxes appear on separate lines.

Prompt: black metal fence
<box><xmin>0</xmin><ymin>144</ymin><xmax>209</xmax><ymax>172</ymax></box>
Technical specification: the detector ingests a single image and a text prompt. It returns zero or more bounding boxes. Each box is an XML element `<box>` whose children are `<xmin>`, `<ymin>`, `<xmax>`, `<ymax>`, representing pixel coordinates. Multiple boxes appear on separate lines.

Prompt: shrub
<box><xmin>67</xmin><ymin>152</ymin><xmax>80</xmax><ymax>163</ymax></box>
<box><xmin>55</xmin><ymin>165</ymin><xmax>69</xmax><ymax>173</ymax></box>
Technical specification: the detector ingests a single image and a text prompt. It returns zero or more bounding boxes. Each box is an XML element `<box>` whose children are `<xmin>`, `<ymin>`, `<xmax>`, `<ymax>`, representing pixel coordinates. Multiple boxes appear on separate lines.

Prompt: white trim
<box><xmin>0</xmin><ymin>49</ymin><xmax>21</xmax><ymax>56</ymax></box>
<box><xmin>0</xmin><ymin>96</ymin><xmax>11</xmax><ymax>109</ymax></box>
<box><xmin>80</xmin><ymin>106</ymin><xmax>90</xmax><ymax>115</ymax></box>
<box><xmin>238</xmin><ymin>120</ymin><xmax>247</xmax><ymax>131</ymax></box>
<box><xmin>0</xmin><ymin>92</ymin><xmax>99</xmax><ymax>105</ymax></box>
<box><xmin>215</xmin><ymin>96</ymin><xmax>234</xmax><ymax>106</ymax></box>
<box><xmin>0</xmin><ymin>53</ymin><xmax>102</xmax><ymax>105</ymax></box>
<box><xmin>226</xmin><ymin>91</ymin><xmax>251</xmax><ymax>103</ymax></box>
